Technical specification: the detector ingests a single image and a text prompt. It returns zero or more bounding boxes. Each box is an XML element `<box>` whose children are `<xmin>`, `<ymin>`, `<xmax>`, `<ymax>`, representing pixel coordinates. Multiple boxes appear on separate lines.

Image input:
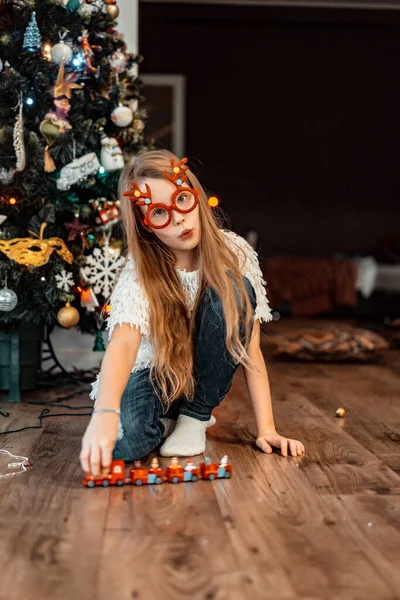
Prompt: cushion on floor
<box><xmin>273</xmin><ymin>324</ymin><xmax>389</xmax><ymax>362</ymax></box>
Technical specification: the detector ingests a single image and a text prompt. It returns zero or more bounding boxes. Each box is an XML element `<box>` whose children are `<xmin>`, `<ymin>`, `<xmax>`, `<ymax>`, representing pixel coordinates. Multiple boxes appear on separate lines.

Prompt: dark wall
<box><xmin>140</xmin><ymin>3</ymin><xmax>400</xmax><ymax>258</ymax></box>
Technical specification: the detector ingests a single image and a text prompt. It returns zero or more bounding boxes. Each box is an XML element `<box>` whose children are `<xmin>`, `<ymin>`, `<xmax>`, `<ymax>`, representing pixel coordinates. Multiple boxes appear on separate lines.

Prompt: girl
<box><xmin>80</xmin><ymin>150</ymin><xmax>305</xmax><ymax>478</ymax></box>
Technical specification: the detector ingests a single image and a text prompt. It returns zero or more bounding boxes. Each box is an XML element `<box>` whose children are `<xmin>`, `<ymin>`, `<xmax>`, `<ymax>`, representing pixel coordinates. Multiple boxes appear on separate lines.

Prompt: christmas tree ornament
<box><xmin>133</xmin><ymin>118</ymin><xmax>145</xmax><ymax>133</ymax></box>
<box><xmin>92</xmin><ymin>326</ymin><xmax>105</xmax><ymax>351</ymax></box>
<box><xmin>111</xmin><ymin>105</ymin><xmax>133</xmax><ymax>127</ymax></box>
<box><xmin>109</xmin><ymin>50</ymin><xmax>126</xmax><ymax>73</ymax></box>
<box><xmin>106</xmin><ymin>4</ymin><xmax>119</xmax><ymax>21</ymax></box>
<box><xmin>54</xmin><ymin>0</ymin><xmax>83</xmax><ymax>12</ymax></box>
<box><xmin>13</xmin><ymin>93</ymin><xmax>26</xmax><ymax>172</ymax></box>
<box><xmin>100</xmin><ymin>134</ymin><xmax>124</xmax><ymax>171</ymax></box>
<box><xmin>0</xmin><ymin>168</ymin><xmax>16</xmax><ymax>184</ymax></box>
<box><xmin>23</xmin><ymin>12</ymin><xmax>42</xmax><ymax>52</ymax></box>
<box><xmin>67</xmin><ymin>0</ymin><xmax>83</xmax><ymax>9</ymax></box>
<box><xmin>39</xmin><ymin>119</ymin><xmax>61</xmax><ymax>172</ymax></box>
<box><xmin>90</xmin><ymin>197</ymin><xmax>120</xmax><ymax>229</ymax></box>
<box><xmin>82</xmin><ymin>0</ymin><xmax>103</xmax><ymax>7</ymax></box>
<box><xmin>52</xmin><ymin>63</ymin><xmax>82</xmax><ymax>111</ymax></box>
<box><xmin>0</xmin><ymin>275</ymin><xmax>18</xmax><ymax>312</ymax></box>
<box><xmin>108</xmin><ymin>237</ymin><xmax>122</xmax><ymax>253</ymax></box>
<box><xmin>55</xmin><ymin>268</ymin><xmax>75</xmax><ymax>292</ymax></box>
<box><xmin>128</xmin><ymin>98</ymin><xmax>139</xmax><ymax>113</ymax></box>
<box><xmin>57</xmin><ymin>152</ymin><xmax>100</xmax><ymax>190</ymax></box>
<box><xmin>79</xmin><ymin>0</ymin><xmax>102</xmax><ymax>16</ymax></box>
<box><xmin>80</xmin><ymin>287</ymin><xmax>99</xmax><ymax>311</ymax></box>
<box><xmin>57</xmin><ymin>301</ymin><xmax>80</xmax><ymax>328</ymax></box>
<box><xmin>78</xmin><ymin>29</ymin><xmax>101</xmax><ymax>75</ymax></box>
<box><xmin>336</xmin><ymin>407</ymin><xmax>346</xmax><ymax>418</ymax></box>
<box><xmin>64</xmin><ymin>217</ymin><xmax>89</xmax><ymax>241</ymax></box>
<box><xmin>39</xmin><ymin>61</ymin><xmax>82</xmax><ymax>172</ymax></box>
<box><xmin>51</xmin><ymin>31</ymin><xmax>73</xmax><ymax>65</ymax></box>
<box><xmin>104</xmin><ymin>0</ymin><xmax>119</xmax><ymax>20</ymax></box>
<box><xmin>0</xmin><ymin>223</ymin><xmax>73</xmax><ymax>267</ymax></box>
<box><xmin>82</xmin><ymin>231</ymin><xmax>124</xmax><ymax>297</ymax></box>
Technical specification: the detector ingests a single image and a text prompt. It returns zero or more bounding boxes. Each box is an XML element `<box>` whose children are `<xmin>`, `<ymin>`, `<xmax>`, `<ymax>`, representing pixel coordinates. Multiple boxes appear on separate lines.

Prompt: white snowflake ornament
<box><xmin>82</xmin><ymin>237</ymin><xmax>124</xmax><ymax>297</ymax></box>
<box><xmin>55</xmin><ymin>269</ymin><xmax>75</xmax><ymax>292</ymax></box>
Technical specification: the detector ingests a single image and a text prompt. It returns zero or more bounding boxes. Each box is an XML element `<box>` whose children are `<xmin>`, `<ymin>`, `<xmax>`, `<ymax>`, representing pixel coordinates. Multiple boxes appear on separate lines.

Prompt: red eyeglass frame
<box><xmin>123</xmin><ymin>157</ymin><xmax>200</xmax><ymax>230</ymax></box>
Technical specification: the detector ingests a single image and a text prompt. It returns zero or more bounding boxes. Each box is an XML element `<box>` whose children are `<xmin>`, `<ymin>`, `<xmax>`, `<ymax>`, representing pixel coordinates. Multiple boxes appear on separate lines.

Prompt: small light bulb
<box><xmin>9</xmin><ymin>197</ymin><xmax>16</xmax><ymax>205</ymax></box>
<box><xmin>26</xmin><ymin>97</ymin><xmax>34</xmax><ymax>106</ymax></box>
<box><xmin>208</xmin><ymin>196</ymin><xmax>219</xmax><ymax>207</ymax></box>
<box><xmin>99</xmin><ymin>166</ymin><xmax>105</xmax><ymax>174</ymax></box>
<box><xmin>43</xmin><ymin>44</ymin><xmax>52</xmax><ymax>60</ymax></box>
<box><xmin>109</xmin><ymin>248</ymin><xmax>115</xmax><ymax>255</ymax></box>
<box><xmin>41</xmin><ymin>277</ymin><xmax>46</xmax><ymax>281</ymax></box>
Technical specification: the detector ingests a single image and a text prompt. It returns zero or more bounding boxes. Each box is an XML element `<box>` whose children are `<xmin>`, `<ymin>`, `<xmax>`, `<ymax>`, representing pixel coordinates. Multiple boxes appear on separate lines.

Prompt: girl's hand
<box><xmin>80</xmin><ymin>413</ymin><xmax>120</xmax><ymax>477</ymax></box>
<box><xmin>256</xmin><ymin>428</ymin><xmax>305</xmax><ymax>457</ymax></box>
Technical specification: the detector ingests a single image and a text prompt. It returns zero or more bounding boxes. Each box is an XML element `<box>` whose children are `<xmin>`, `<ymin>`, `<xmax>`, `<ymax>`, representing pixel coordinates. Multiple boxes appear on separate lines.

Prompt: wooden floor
<box><xmin>1</xmin><ymin>317</ymin><xmax>400</xmax><ymax>600</ymax></box>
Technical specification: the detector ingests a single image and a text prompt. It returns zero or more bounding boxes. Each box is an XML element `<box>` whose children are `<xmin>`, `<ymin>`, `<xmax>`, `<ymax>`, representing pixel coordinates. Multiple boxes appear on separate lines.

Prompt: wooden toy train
<box><xmin>83</xmin><ymin>455</ymin><xmax>232</xmax><ymax>488</ymax></box>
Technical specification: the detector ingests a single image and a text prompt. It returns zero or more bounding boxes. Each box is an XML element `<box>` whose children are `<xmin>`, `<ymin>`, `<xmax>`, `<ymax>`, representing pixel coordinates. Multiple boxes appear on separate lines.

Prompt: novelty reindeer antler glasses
<box><xmin>123</xmin><ymin>157</ymin><xmax>201</xmax><ymax>230</ymax></box>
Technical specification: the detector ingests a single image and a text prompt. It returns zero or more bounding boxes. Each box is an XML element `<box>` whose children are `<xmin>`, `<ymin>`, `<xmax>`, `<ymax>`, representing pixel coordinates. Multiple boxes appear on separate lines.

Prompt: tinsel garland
<box><xmin>13</xmin><ymin>95</ymin><xmax>26</xmax><ymax>172</ymax></box>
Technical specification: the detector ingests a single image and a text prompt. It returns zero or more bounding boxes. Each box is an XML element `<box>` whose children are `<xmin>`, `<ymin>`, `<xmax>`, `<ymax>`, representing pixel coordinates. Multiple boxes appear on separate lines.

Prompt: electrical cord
<box><xmin>26</xmin><ymin>388</ymin><xmax>93</xmax><ymax>410</ymax></box>
<box><xmin>0</xmin><ymin>408</ymin><xmax>93</xmax><ymax>436</ymax></box>
<box><xmin>0</xmin><ymin>388</ymin><xmax>94</xmax><ymax>435</ymax></box>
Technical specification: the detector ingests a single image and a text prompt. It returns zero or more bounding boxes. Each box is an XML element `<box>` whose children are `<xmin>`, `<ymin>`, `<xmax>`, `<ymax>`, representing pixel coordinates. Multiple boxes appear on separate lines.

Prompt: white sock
<box><xmin>160</xmin><ymin>417</ymin><xmax>177</xmax><ymax>439</ymax></box>
<box><xmin>159</xmin><ymin>413</ymin><xmax>216</xmax><ymax>457</ymax></box>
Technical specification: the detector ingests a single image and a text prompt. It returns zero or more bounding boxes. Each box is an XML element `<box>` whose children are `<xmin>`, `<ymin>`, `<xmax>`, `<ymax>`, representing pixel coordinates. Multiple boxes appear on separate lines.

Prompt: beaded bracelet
<box><xmin>92</xmin><ymin>408</ymin><xmax>121</xmax><ymax>415</ymax></box>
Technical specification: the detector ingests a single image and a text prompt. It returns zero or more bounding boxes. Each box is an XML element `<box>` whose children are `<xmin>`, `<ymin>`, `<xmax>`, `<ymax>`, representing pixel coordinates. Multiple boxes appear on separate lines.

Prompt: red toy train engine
<box><xmin>83</xmin><ymin>459</ymin><xmax>125</xmax><ymax>488</ymax></box>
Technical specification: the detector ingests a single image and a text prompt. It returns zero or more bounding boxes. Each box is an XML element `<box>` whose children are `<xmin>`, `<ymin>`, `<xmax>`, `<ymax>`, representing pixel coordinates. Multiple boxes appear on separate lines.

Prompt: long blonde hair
<box><xmin>118</xmin><ymin>149</ymin><xmax>257</xmax><ymax>407</ymax></box>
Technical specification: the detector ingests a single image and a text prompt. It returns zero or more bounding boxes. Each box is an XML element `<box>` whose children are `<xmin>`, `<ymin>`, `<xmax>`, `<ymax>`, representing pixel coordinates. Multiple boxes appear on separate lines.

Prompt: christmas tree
<box><xmin>0</xmin><ymin>0</ymin><xmax>150</xmax><ymax>337</ymax></box>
